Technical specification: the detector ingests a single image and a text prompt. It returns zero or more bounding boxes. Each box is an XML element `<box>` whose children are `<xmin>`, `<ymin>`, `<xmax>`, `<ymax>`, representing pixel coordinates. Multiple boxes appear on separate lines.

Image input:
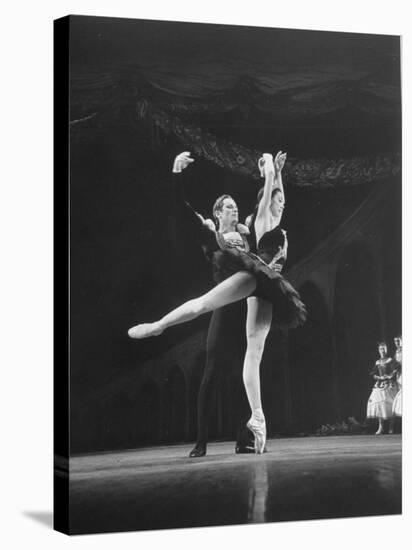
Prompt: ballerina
<box><xmin>366</xmin><ymin>342</ymin><xmax>397</xmax><ymax>434</ymax></box>
<box><xmin>242</xmin><ymin>151</ymin><xmax>291</xmax><ymax>453</ymax></box>
<box><xmin>129</xmin><ymin>151</ymin><xmax>306</xmax><ymax>453</ymax></box>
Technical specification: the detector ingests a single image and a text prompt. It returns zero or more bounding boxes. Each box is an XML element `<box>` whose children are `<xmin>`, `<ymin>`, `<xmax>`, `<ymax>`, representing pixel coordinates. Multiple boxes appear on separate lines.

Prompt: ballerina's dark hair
<box><xmin>247</xmin><ymin>186</ymin><xmax>283</xmax><ymax>226</ymax></box>
<box><xmin>377</xmin><ymin>341</ymin><xmax>387</xmax><ymax>348</ymax></box>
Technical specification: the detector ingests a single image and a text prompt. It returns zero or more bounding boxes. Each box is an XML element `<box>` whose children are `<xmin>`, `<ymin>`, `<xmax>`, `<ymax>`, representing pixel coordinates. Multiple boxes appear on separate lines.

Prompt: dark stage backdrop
<box><xmin>66</xmin><ymin>16</ymin><xmax>401</xmax><ymax>453</ymax></box>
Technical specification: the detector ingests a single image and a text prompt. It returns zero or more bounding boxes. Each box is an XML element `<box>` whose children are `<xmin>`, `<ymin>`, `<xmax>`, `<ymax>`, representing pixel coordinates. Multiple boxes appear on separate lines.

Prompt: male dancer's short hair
<box><xmin>212</xmin><ymin>194</ymin><xmax>234</xmax><ymax>227</ymax></box>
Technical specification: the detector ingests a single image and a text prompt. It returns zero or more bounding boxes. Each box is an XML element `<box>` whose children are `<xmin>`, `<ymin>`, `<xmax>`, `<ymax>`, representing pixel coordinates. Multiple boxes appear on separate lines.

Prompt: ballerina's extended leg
<box><xmin>128</xmin><ymin>271</ymin><xmax>257</xmax><ymax>339</ymax></box>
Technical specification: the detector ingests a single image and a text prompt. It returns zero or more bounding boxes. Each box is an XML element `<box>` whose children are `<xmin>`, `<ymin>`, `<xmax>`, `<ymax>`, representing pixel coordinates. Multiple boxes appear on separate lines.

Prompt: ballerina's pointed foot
<box><xmin>128</xmin><ymin>322</ymin><xmax>164</xmax><ymax>339</ymax></box>
<box><xmin>247</xmin><ymin>417</ymin><xmax>266</xmax><ymax>454</ymax></box>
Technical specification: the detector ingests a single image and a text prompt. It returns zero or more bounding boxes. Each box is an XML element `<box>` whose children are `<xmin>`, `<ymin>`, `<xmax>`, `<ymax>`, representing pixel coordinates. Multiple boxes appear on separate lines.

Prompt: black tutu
<box><xmin>212</xmin><ymin>247</ymin><xmax>307</xmax><ymax>329</ymax></box>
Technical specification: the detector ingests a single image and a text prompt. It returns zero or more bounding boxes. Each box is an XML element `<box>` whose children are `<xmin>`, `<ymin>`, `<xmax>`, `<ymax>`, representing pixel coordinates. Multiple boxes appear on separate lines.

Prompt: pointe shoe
<box><xmin>128</xmin><ymin>322</ymin><xmax>163</xmax><ymax>339</ymax></box>
<box><xmin>375</xmin><ymin>427</ymin><xmax>384</xmax><ymax>435</ymax></box>
<box><xmin>189</xmin><ymin>443</ymin><xmax>207</xmax><ymax>458</ymax></box>
<box><xmin>247</xmin><ymin>417</ymin><xmax>266</xmax><ymax>454</ymax></box>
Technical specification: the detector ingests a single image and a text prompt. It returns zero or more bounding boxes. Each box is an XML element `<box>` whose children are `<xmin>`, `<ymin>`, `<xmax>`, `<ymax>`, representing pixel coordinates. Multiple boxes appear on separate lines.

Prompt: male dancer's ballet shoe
<box><xmin>189</xmin><ymin>443</ymin><xmax>207</xmax><ymax>458</ymax></box>
<box><xmin>235</xmin><ymin>443</ymin><xmax>255</xmax><ymax>454</ymax></box>
<box><xmin>128</xmin><ymin>322</ymin><xmax>163</xmax><ymax>339</ymax></box>
<box><xmin>247</xmin><ymin>417</ymin><xmax>266</xmax><ymax>454</ymax></box>
<box><xmin>235</xmin><ymin>443</ymin><xmax>268</xmax><ymax>454</ymax></box>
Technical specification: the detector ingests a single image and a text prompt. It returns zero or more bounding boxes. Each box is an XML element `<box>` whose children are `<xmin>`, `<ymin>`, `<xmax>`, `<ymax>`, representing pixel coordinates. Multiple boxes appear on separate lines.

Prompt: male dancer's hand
<box><xmin>173</xmin><ymin>151</ymin><xmax>195</xmax><ymax>173</ymax></box>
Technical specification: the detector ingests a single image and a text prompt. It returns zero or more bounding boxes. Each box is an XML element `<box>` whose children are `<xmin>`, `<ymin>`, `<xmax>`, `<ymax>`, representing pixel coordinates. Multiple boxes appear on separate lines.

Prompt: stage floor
<box><xmin>68</xmin><ymin>434</ymin><xmax>401</xmax><ymax>534</ymax></box>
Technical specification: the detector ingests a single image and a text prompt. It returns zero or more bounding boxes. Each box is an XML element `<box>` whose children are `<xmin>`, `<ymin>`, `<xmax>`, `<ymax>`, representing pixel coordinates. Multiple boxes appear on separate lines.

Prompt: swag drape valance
<box><xmin>70</xmin><ymin>69</ymin><xmax>401</xmax><ymax>187</ymax></box>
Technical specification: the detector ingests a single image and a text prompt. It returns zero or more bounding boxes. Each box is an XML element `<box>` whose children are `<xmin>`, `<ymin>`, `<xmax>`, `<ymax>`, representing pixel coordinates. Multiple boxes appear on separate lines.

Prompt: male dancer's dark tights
<box><xmin>194</xmin><ymin>302</ymin><xmax>250</xmax><ymax>451</ymax></box>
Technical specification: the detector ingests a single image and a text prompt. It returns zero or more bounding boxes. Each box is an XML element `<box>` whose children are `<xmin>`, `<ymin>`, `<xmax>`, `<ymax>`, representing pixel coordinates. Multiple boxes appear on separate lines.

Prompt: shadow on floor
<box><xmin>23</xmin><ymin>511</ymin><xmax>53</xmax><ymax>529</ymax></box>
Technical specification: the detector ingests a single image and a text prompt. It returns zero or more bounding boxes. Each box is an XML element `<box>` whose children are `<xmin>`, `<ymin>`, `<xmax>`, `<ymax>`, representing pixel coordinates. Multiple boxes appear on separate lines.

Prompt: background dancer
<box><xmin>367</xmin><ymin>342</ymin><xmax>397</xmax><ymax>434</ymax></box>
<box><xmin>392</xmin><ymin>335</ymin><xmax>402</xmax><ymax>418</ymax></box>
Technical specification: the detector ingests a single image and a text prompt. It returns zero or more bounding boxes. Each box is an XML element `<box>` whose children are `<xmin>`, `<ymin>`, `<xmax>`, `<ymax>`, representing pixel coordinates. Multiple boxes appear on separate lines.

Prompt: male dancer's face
<box><xmin>217</xmin><ymin>198</ymin><xmax>239</xmax><ymax>231</ymax></box>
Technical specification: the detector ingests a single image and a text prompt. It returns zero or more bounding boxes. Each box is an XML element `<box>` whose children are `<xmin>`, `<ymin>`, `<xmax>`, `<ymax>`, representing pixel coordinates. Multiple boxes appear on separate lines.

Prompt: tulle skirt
<box><xmin>367</xmin><ymin>385</ymin><xmax>398</xmax><ymax>419</ymax></box>
<box><xmin>212</xmin><ymin>247</ymin><xmax>307</xmax><ymax>329</ymax></box>
<box><xmin>392</xmin><ymin>390</ymin><xmax>402</xmax><ymax>417</ymax></box>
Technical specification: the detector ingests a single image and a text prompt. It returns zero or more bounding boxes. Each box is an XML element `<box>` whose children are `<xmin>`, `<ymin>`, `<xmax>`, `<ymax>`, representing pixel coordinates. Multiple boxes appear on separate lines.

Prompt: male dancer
<box><xmin>172</xmin><ymin>152</ymin><xmax>254</xmax><ymax>457</ymax></box>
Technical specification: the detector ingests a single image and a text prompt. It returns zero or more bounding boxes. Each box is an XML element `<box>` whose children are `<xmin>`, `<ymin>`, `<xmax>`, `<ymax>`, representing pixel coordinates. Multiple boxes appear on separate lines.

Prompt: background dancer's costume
<box><xmin>392</xmin><ymin>348</ymin><xmax>402</xmax><ymax>417</ymax></box>
<box><xmin>367</xmin><ymin>357</ymin><xmax>398</xmax><ymax>419</ymax></box>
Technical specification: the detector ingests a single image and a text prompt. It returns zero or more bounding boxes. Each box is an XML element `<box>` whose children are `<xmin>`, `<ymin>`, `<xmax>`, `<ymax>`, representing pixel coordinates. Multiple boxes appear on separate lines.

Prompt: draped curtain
<box><xmin>69</xmin><ymin>68</ymin><xmax>401</xmax><ymax>187</ymax></box>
